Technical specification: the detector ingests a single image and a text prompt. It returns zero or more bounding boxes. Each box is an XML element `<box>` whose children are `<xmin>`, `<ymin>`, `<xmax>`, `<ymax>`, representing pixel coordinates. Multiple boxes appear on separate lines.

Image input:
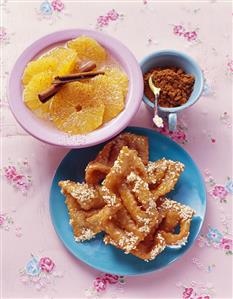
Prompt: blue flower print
<box><xmin>40</xmin><ymin>1</ymin><xmax>53</xmax><ymax>15</ymax></box>
<box><xmin>207</xmin><ymin>227</ymin><xmax>223</xmax><ymax>243</ymax></box>
<box><xmin>26</xmin><ymin>257</ymin><xmax>41</xmax><ymax>276</ymax></box>
<box><xmin>225</xmin><ymin>178</ymin><xmax>233</xmax><ymax>195</ymax></box>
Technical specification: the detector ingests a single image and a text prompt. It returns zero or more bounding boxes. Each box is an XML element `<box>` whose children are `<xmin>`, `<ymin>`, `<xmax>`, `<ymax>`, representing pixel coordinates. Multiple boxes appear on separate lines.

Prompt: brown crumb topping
<box><xmin>144</xmin><ymin>67</ymin><xmax>195</xmax><ymax>108</ymax></box>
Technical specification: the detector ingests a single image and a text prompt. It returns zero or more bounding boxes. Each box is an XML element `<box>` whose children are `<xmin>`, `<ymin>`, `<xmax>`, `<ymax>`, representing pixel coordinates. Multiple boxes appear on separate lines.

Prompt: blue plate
<box><xmin>50</xmin><ymin>127</ymin><xmax>206</xmax><ymax>275</ymax></box>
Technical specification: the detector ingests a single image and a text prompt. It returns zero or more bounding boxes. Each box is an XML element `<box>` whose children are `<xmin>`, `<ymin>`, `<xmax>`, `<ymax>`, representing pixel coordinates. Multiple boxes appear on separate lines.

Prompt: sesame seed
<box><xmin>101</xmin><ymin>186</ymin><xmax>117</xmax><ymax>206</ymax></box>
<box><xmin>69</xmin><ymin>219</ymin><xmax>73</xmax><ymax>225</ymax></box>
<box><xmin>160</xmin><ymin>198</ymin><xmax>195</xmax><ymax>220</ymax></box>
<box><xmin>74</xmin><ymin>228</ymin><xmax>95</xmax><ymax>242</ymax></box>
<box><xmin>127</xmin><ymin>171</ymin><xmax>149</xmax><ymax>193</ymax></box>
<box><xmin>139</xmin><ymin>225</ymin><xmax>150</xmax><ymax>233</ymax></box>
<box><xmin>112</xmin><ymin>159</ymin><xmax>121</xmax><ymax>173</ymax></box>
<box><xmin>118</xmin><ymin>232</ymin><xmax>139</xmax><ymax>253</ymax></box>
<box><xmin>61</xmin><ymin>181</ymin><xmax>97</xmax><ymax>203</ymax></box>
<box><xmin>167</xmin><ymin>234</ymin><xmax>189</xmax><ymax>248</ymax></box>
<box><xmin>148</xmin><ymin>233</ymin><xmax>166</xmax><ymax>260</ymax></box>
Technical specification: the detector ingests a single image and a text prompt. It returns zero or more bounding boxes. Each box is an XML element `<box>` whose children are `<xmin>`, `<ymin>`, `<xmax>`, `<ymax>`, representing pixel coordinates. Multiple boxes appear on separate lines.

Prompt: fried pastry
<box><xmin>85</xmin><ymin>133</ymin><xmax>149</xmax><ymax>185</ymax></box>
<box><xmin>100</xmin><ymin>147</ymin><xmax>161</xmax><ymax>253</ymax></box>
<box><xmin>58</xmin><ymin>133</ymin><xmax>195</xmax><ymax>262</ymax></box>
<box><xmin>85</xmin><ymin>163</ymin><xmax>111</xmax><ymax>186</ymax></box>
<box><xmin>146</xmin><ymin>159</ymin><xmax>168</xmax><ymax>185</ymax></box>
<box><xmin>65</xmin><ymin>192</ymin><xmax>121</xmax><ymax>242</ymax></box>
<box><xmin>150</xmin><ymin>160</ymin><xmax>185</xmax><ymax>200</ymax></box>
<box><xmin>129</xmin><ymin>198</ymin><xmax>195</xmax><ymax>260</ymax></box>
<box><xmin>59</xmin><ymin>180</ymin><xmax>105</xmax><ymax>210</ymax></box>
<box><xmin>157</xmin><ymin>198</ymin><xmax>195</xmax><ymax>246</ymax></box>
<box><xmin>104</xmin><ymin>146</ymin><xmax>148</xmax><ymax>194</ymax></box>
<box><xmin>93</xmin><ymin>132</ymin><xmax>149</xmax><ymax>166</ymax></box>
<box><xmin>102</xmin><ymin>183</ymin><xmax>159</xmax><ymax>253</ymax></box>
<box><xmin>65</xmin><ymin>195</ymin><xmax>101</xmax><ymax>241</ymax></box>
<box><xmin>130</xmin><ymin>231</ymin><xmax>166</xmax><ymax>261</ymax></box>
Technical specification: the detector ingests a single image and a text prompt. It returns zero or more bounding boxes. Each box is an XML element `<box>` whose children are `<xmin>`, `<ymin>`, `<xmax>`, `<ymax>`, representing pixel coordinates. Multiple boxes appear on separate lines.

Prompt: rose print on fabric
<box><xmin>204</xmin><ymin>171</ymin><xmax>232</xmax><ymax>203</ymax></box>
<box><xmin>177</xmin><ymin>281</ymin><xmax>215</xmax><ymax>299</ymax></box>
<box><xmin>36</xmin><ymin>0</ymin><xmax>68</xmax><ymax>24</ymax></box>
<box><xmin>0</xmin><ymin>210</ymin><xmax>22</xmax><ymax>237</ymax></box>
<box><xmin>173</xmin><ymin>25</ymin><xmax>186</xmax><ymax>36</ymax></box>
<box><xmin>1</xmin><ymin>158</ymin><xmax>32</xmax><ymax>195</ymax></box>
<box><xmin>0</xmin><ymin>214</ymin><xmax>5</xmax><ymax>225</ymax></box>
<box><xmin>96</xmin><ymin>9</ymin><xmax>124</xmax><ymax>30</ymax></box>
<box><xmin>85</xmin><ymin>273</ymin><xmax>126</xmax><ymax>297</ymax></box>
<box><xmin>0</xmin><ymin>27</ymin><xmax>7</xmax><ymax>42</ymax></box>
<box><xmin>219</xmin><ymin>238</ymin><xmax>232</xmax><ymax>252</ymax></box>
<box><xmin>157</xmin><ymin>120</ymin><xmax>188</xmax><ymax>144</ymax></box>
<box><xmin>19</xmin><ymin>254</ymin><xmax>63</xmax><ymax>291</ymax></box>
<box><xmin>209</xmin><ymin>185</ymin><xmax>228</xmax><ymax>202</ymax></box>
<box><xmin>51</xmin><ymin>0</ymin><xmax>64</xmax><ymax>12</ymax></box>
<box><xmin>0</xmin><ymin>26</ymin><xmax>15</xmax><ymax>46</ymax></box>
<box><xmin>39</xmin><ymin>257</ymin><xmax>55</xmax><ymax>273</ymax></box>
<box><xmin>40</xmin><ymin>0</ymin><xmax>65</xmax><ymax>15</ymax></box>
<box><xmin>182</xmin><ymin>287</ymin><xmax>210</xmax><ymax>299</ymax></box>
<box><xmin>172</xmin><ymin>24</ymin><xmax>200</xmax><ymax>44</ymax></box>
<box><xmin>197</xmin><ymin>226</ymin><xmax>232</xmax><ymax>255</ymax></box>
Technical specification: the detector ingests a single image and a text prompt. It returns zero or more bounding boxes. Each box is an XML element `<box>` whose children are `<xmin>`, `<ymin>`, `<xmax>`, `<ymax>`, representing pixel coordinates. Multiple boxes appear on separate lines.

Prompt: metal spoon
<box><xmin>149</xmin><ymin>75</ymin><xmax>164</xmax><ymax>128</ymax></box>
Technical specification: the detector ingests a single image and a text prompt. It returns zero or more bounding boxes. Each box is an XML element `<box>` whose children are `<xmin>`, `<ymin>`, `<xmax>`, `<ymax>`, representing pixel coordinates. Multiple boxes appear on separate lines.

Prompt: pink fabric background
<box><xmin>1</xmin><ymin>1</ymin><xmax>232</xmax><ymax>298</ymax></box>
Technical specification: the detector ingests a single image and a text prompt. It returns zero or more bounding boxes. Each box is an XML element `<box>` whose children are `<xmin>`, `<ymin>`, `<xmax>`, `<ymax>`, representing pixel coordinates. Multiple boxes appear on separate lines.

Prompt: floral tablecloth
<box><xmin>1</xmin><ymin>1</ymin><xmax>232</xmax><ymax>298</ymax></box>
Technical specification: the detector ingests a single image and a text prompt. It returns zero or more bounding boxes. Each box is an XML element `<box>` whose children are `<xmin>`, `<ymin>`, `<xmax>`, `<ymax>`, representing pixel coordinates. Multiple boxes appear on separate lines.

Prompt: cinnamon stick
<box><xmin>38</xmin><ymin>84</ymin><xmax>62</xmax><ymax>103</ymax></box>
<box><xmin>38</xmin><ymin>61</ymin><xmax>97</xmax><ymax>103</ymax></box>
<box><xmin>78</xmin><ymin>61</ymin><xmax>97</xmax><ymax>72</ymax></box>
<box><xmin>53</xmin><ymin>71</ymin><xmax>104</xmax><ymax>84</ymax></box>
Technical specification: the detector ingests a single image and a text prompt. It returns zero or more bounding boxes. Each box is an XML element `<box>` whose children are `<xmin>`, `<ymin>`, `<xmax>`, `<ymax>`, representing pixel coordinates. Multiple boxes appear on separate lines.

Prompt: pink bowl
<box><xmin>7</xmin><ymin>29</ymin><xmax>143</xmax><ymax>148</ymax></box>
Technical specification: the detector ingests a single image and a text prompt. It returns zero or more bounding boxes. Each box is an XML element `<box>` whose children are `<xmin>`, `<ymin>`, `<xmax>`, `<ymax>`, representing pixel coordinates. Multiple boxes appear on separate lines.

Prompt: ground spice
<box><xmin>144</xmin><ymin>67</ymin><xmax>195</xmax><ymax>108</ymax></box>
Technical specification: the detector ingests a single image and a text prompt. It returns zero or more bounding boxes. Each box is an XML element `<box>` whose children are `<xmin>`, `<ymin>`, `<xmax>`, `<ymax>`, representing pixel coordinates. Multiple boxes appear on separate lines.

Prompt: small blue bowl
<box><xmin>141</xmin><ymin>50</ymin><xmax>204</xmax><ymax>130</ymax></box>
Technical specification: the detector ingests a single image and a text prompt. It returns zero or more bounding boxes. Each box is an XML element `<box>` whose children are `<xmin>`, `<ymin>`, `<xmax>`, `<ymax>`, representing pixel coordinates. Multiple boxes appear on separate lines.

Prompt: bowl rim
<box><xmin>140</xmin><ymin>49</ymin><xmax>204</xmax><ymax>113</ymax></box>
<box><xmin>7</xmin><ymin>29</ymin><xmax>143</xmax><ymax>148</ymax></box>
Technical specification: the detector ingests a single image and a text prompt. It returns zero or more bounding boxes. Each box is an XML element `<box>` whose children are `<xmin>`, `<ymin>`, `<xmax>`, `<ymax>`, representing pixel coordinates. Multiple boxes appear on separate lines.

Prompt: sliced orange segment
<box><xmin>67</xmin><ymin>36</ymin><xmax>107</xmax><ymax>64</ymax></box>
<box><xmin>22</xmin><ymin>48</ymin><xmax>77</xmax><ymax>86</ymax></box>
<box><xmin>104</xmin><ymin>67</ymin><xmax>129</xmax><ymax>96</ymax></box>
<box><xmin>105</xmin><ymin>67</ymin><xmax>129</xmax><ymax>97</ymax></box>
<box><xmin>47</xmin><ymin>47</ymin><xmax>77</xmax><ymax>75</ymax></box>
<box><xmin>23</xmin><ymin>71</ymin><xmax>54</xmax><ymax>113</ymax></box>
<box><xmin>22</xmin><ymin>56</ymin><xmax>58</xmax><ymax>85</ymax></box>
<box><xmin>50</xmin><ymin>82</ymin><xmax>105</xmax><ymax>134</ymax></box>
<box><xmin>90</xmin><ymin>75</ymin><xmax>124</xmax><ymax>123</ymax></box>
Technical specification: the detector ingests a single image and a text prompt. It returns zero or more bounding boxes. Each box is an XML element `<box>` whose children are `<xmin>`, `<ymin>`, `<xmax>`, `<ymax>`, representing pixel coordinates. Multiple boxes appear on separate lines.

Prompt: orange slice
<box><xmin>50</xmin><ymin>82</ymin><xmax>105</xmax><ymax>134</ymax></box>
<box><xmin>105</xmin><ymin>67</ymin><xmax>129</xmax><ymax>97</ymax></box>
<box><xmin>91</xmin><ymin>75</ymin><xmax>124</xmax><ymax>123</ymax></box>
<box><xmin>47</xmin><ymin>47</ymin><xmax>77</xmax><ymax>75</ymax></box>
<box><xmin>23</xmin><ymin>71</ymin><xmax>53</xmax><ymax>113</ymax></box>
<box><xmin>22</xmin><ymin>56</ymin><xmax>58</xmax><ymax>86</ymax></box>
<box><xmin>22</xmin><ymin>48</ymin><xmax>77</xmax><ymax>86</ymax></box>
<box><xmin>67</xmin><ymin>36</ymin><xmax>107</xmax><ymax>64</ymax></box>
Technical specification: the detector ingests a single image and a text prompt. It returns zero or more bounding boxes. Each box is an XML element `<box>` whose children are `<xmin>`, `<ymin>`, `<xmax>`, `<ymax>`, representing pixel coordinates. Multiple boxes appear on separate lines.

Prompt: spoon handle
<box><xmin>153</xmin><ymin>94</ymin><xmax>159</xmax><ymax>115</ymax></box>
<box><xmin>152</xmin><ymin>95</ymin><xmax>164</xmax><ymax>128</ymax></box>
